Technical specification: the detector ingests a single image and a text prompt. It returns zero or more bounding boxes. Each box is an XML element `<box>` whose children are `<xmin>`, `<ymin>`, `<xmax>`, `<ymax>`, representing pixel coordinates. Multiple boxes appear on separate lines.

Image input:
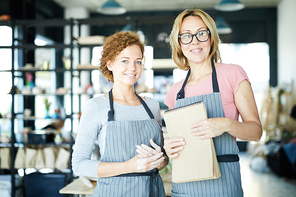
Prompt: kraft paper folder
<box><xmin>164</xmin><ymin>101</ymin><xmax>221</xmax><ymax>183</ymax></box>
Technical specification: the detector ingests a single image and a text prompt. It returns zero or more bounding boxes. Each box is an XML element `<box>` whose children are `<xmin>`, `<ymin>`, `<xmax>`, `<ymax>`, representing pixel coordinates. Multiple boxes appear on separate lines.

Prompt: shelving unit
<box><xmin>0</xmin><ymin>17</ymin><xmax>173</xmax><ymax>197</ymax></box>
<box><xmin>0</xmin><ymin>18</ymin><xmax>102</xmax><ymax>197</ymax></box>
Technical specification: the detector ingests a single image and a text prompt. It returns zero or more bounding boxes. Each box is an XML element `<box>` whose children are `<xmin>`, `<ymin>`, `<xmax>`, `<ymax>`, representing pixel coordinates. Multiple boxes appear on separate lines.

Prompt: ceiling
<box><xmin>53</xmin><ymin>0</ymin><xmax>281</xmax><ymax>13</ymax></box>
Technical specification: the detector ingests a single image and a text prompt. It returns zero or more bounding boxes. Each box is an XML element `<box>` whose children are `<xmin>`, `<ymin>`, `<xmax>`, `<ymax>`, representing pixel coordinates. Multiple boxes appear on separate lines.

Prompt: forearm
<box><xmin>227</xmin><ymin>118</ymin><xmax>262</xmax><ymax>142</ymax></box>
<box><xmin>97</xmin><ymin>153</ymin><xmax>164</xmax><ymax>177</ymax></box>
<box><xmin>97</xmin><ymin>161</ymin><xmax>130</xmax><ymax>177</ymax></box>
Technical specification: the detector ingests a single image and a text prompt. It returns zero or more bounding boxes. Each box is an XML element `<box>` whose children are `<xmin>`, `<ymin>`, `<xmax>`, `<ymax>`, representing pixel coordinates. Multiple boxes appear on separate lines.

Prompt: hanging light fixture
<box><xmin>98</xmin><ymin>0</ymin><xmax>126</xmax><ymax>15</ymax></box>
<box><xmin>122</xmin><ymin>19</ymin><xmax>136</xmax><ymax>32</ymax></box>
<box><xmin>214</xmin><ymin>0</ymin><xmax>245</xmax><ymax>12</ymax></box>
<box><xmin>121</xmin><ymin>19</ymin><xmax>145</xmax><ymax>43</ymax></box>
<box><xmin>216</xmin><ymin>17</ymin><xmax>232</xmax><ymax>34</ymax></box>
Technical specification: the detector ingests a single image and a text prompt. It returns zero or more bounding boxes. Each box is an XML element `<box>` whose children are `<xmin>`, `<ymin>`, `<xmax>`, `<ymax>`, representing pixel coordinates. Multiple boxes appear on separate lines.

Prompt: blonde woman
<box><xmin>164</xmin><ymin>9</ymin><xmax>262</xmax><ymax>197</ymax></box>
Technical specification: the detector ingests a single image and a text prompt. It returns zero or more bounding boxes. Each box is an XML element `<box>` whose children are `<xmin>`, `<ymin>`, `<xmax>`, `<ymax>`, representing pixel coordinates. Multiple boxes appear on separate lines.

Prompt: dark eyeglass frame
<box><xmin>178</xmin><ymin>30</ymin><xmax>211</xmax><ymax>45</ymax></box>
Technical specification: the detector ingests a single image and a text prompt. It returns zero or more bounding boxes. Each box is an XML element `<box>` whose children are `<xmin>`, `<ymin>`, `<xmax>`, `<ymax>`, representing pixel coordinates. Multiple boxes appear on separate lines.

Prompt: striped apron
<box><xmin>171</xmin><ymin>61</ymin><xmax>243</xmax><ymax>197</ymax></box>
<box><xmin>93</xmin><ymin>89</ymin><xmax>166</xmax><ymax>197</ymax></box>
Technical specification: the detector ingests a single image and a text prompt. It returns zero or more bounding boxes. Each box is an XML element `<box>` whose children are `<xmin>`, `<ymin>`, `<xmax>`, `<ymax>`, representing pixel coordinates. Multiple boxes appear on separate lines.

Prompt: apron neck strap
<box><xmin>176</xmin><ymin>69</ymin><xmax>191</xmax><ymax>100</ymax></box>
<box><xmin>136</xmin><ymin>94</ymin><xmax>154</xmax><ymax>119</ymax></box>
<box><xmin>108</xmin><ymin>89</ymin><xmax>115</xmax><ymax>121</ymax></box>
<box><xmin>211</xmin><ymin>60</ymin><xmax>220</xmax><ymax>93</ymax></box>
<box><xmin>176</xmin><ymin>60</ymin><xmax>220</xmax><ymax>100</ymax></box>
<box><xmin>107</xmin><ymin>89</ymin><xmax>154</xmax><ymax>121</ymax></box>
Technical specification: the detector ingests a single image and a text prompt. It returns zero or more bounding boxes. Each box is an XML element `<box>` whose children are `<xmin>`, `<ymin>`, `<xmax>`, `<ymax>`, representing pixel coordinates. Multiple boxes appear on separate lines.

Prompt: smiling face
<box><xmin>180</xmin><ymin>16</ymin><xmax>211</xmax><ymax>66</ymax></box>
<box><xmin>107</xmin><ymin>45</ymin><xmax>143</xmax><ymax>87</ymax></box>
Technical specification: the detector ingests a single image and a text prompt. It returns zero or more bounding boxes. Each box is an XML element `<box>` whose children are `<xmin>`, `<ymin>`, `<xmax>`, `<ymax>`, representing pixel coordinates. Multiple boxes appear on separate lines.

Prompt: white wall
<box><xmin>278</xmin><ymin>0</ymin><xmax>296</xmax><ymax>86</ymax></box>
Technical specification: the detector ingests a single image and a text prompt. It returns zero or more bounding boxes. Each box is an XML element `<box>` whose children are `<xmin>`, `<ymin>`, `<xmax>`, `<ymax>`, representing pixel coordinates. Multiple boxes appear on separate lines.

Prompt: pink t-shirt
<box><xmin>164</xmin><ymin>63</ymin><xmax>249</xmax><ymax>121</ymax></box>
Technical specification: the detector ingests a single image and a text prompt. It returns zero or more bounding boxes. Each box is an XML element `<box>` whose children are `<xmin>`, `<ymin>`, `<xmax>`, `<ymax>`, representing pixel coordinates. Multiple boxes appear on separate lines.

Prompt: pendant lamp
<box><xmin>121</xmin><ymin>20</ymin><xmax>145</xmax><ymax>43</ymax></box>
<box><xmin>98</xmin><ymin>0</ymin><xmax>126</xmax><ymax>15</ymax></box>
<box><xmin>122</xmin><ymin>21</ymin><xmax>135</xmax><ymax>32</ymax></box>
<box><xmin>214</xmin><ymin>0</ymin><xmax>245</xmax><ymax>12</ymax></box>
<box><xmin>216</xmin><ymin>17</ymin><xmax>232</xmax><ymax>34</ymax></box>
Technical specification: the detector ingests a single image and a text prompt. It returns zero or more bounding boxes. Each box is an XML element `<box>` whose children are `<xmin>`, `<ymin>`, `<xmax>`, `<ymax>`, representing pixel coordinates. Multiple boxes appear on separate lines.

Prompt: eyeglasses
<box><xmin>178</xmin><ymin>30</ymin><xmax>210</xmax><ymax>45</ymax></box>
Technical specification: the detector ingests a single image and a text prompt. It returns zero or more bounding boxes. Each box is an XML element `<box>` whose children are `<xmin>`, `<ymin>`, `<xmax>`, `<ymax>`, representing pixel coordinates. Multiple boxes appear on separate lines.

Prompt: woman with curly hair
<box><xmin>72</xmin><ymin>31</ymin><xmax>168</xmax><ymax>196</ymax></box>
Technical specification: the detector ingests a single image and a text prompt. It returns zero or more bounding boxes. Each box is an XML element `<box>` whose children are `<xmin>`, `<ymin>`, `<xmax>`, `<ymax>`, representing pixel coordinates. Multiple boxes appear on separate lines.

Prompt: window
<box><xmin>34</xmin><ymin>35</ymin><xmax>56</xmax><ymax>130</ymax></box>
<box><xmin>219</xmin><ymin>43</ymin><xmax>270</xmax><ymax>112</ymax></box>
<box><xmin>0</xmin><ymin>26</ymin><xmax>12</xmax><ymax>136</ymax></box>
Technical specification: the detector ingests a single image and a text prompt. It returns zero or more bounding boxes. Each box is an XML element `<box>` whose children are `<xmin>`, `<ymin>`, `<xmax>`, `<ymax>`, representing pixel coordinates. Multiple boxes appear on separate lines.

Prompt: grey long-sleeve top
<box><xmin>72</xmin><ymin>95</ymin><xmax>162</xmax><ymax>178</ymax></box>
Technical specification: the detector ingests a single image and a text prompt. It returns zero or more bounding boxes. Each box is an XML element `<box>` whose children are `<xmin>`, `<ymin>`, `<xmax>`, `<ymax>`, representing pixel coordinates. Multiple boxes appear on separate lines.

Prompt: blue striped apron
<box><xmin>171</xmin><ymin>61</ymin><xmax>243</xmax><ymax>197</ymax></box>
<box><xmin>93</xmin><ymin>89</ymin><xmax>166</xmax><ymax>197</ymax></box>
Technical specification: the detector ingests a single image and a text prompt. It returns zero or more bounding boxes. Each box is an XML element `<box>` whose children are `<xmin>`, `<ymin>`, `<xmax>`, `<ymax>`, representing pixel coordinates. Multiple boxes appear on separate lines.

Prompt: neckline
<box><xmin>176</xmin><ymin>60</ymin><xmax>220</xmax><ymax>100</ymax></box>
<box><xmin>184</xmin><ymin>73</ymin><xmax>212</xmax><ymax>87</ymax></box>
<box><xmin>103</xmin><ymin>94</ymin><xmax>145</xmax><ymax>107</ymax></box>
<box><xmin>107</xmin><ymin>88</ymin><xmax>154</xmax><ymax>121</ymax></box>
<box><xmin>186</xmin><ymin>63</ymin><xmax>217</xmax><ymax>86</ymax></box>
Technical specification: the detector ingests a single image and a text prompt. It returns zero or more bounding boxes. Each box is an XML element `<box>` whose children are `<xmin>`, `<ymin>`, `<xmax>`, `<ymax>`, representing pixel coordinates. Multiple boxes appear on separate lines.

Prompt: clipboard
<box><xmin>163</xmin><ymin>101</ymin><xmax>221</xmax><ymax>183</ymax></box>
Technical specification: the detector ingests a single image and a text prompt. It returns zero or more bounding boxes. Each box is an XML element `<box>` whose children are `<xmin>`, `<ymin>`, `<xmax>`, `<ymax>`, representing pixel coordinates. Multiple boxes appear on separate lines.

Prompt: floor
<box><xmin>239</xmin><ymin>152</ymin><xmax>296</xmax><ymax>197</ymax></box>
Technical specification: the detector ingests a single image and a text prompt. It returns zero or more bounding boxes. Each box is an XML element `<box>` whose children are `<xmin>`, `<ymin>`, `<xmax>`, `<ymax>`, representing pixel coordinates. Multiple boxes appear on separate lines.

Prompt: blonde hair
<box><xmin>99</xmin><ymin>31</ymin><xmax>145</xmax><ymax>82</ymax></box>
<box><xmin>170</xmin><ymin>9</ymin><xmax>222</xmax><ymax>70</ymax></box>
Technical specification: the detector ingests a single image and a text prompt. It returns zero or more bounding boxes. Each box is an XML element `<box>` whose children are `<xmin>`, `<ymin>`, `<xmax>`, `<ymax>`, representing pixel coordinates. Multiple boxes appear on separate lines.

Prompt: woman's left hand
<box><xmin>190</xmin><ymin>117</ymin><xmax>232</xmax><ymax>139</ymax></box>
<box><xmin>136</xmin><ymin>139</ymin><xmax>162</xmax><ymax>158</ymax></box>
<box><xmin>136</xmin><ymin>139</ymin><xmax>166</xmax><ymax>169</ymax></box>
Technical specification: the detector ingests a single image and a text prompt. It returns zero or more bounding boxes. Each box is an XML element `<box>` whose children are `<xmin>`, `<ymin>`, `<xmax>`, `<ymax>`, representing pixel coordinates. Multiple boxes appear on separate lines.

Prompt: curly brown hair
<box><xmin>99</xmin><ymin>31</ymin><xmax>145</xmax><ymax>83</ymax></box>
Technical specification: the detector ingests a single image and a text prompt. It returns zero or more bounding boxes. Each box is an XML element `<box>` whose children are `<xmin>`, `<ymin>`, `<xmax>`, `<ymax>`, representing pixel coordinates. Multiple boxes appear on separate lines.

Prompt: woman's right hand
<box><xmin>163</xmin><ymin>137</ymin><xmax>185</xmax><ymax>159</ymax></box>
<box><xmin>127</xmin><ymin>152</ymin><xmax>164</xmax><ymax>173</ymax></box>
